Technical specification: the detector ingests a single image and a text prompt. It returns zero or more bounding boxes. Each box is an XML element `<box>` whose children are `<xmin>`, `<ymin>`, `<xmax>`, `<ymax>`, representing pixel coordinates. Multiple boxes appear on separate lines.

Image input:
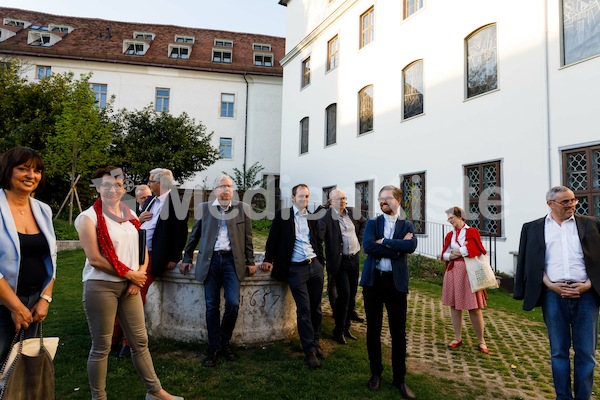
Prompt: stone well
<box><xmin>145</xmin><ymin>253</ymin><xmax>298</xmax><ymax>345</ymax></box>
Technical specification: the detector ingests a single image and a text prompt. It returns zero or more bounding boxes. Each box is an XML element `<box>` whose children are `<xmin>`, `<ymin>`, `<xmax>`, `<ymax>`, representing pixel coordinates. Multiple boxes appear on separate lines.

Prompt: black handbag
<box><xmin>139</xmin><ymin>228</ymin><xmax>147</xmax><ymax>265</ymax></box>
<box><xmin>0</xmin><ymin>324</ymin><xmax>55</xmax><ymax>400</ymax></box>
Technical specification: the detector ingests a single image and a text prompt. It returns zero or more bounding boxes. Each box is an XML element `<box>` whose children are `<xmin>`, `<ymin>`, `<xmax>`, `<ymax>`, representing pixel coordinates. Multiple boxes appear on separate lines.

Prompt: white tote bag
<box><xmin>463</xmin><ymin>254</ymin><xmax>499</xmax><ymax>293</ymax></box>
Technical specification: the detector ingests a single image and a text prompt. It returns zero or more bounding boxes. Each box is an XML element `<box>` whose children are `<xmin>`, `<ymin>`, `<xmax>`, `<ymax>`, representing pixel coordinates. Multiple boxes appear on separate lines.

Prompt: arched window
<box><xmin>466</xmin><ymin>24</ymin><xmax>497</xmax><ymax>98</ymax></box>
<box><xmin>403</xmin><ymin>60</ymin><xmax>424</xmax><ymax>119</ymax></box>
<box><xmin>358</xmin><ymin>85</ymin><xmax>373</xmax><ymax>135</ymax></box>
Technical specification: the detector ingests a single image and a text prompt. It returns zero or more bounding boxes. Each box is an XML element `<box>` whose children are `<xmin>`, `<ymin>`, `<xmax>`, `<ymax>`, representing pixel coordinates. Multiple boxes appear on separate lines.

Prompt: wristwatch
<box><xmin>40</xmin><ymin>294</ymin><xmax>53</xmax><ymax>303</ymax></box>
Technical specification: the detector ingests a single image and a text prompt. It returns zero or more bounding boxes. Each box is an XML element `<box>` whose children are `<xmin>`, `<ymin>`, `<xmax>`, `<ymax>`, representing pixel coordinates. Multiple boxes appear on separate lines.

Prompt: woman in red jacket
<box><xmin>440</xmin><ymin>206</ymin><xmax>489</xmax><ymax>354</ymax></box>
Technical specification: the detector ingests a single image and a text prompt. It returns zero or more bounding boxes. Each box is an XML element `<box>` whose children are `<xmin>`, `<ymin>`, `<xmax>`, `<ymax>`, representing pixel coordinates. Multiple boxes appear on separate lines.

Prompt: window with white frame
<box><xmin>466</xmin><ymin>24</ymin><xmax>497</xmax><ymax>98</ymax></box>
<box><xmin>360</xmin><ymin>7</ymin><xmax>375</xmax><ymax>48</ymax></box>
<box><xmin>358</xmin><ymin>85</ymin><xmax>374</xmax><ymax>135</ymax></box>
<box><xmin>464</xmin><ymin>160</ymin><xmax>502</xmax><ymax>237</ymax></box>
<box><xmin>123</xmin><ymin>41</ymin><xmax>147</xmax><ymax>56</ymax></box>
<box><xmin>401</xmin><ymin>172</ymin><xmax>426</xmax><ymax>234</ymax></box>
<box><xmin>403</xmin><ymin>60</ymin><xmax>424</xmax><ymax>119</ymax></box>
<box><xmin>253</xmin><ymin>43</ymin><xmax>271</xmax><ymax>51</ymax></box>
<box><xmin>254</xmin><ymin>54</ymin><xmax>273</xmax><ymax>67</ymax></box>
<box><xmin>214</xmin><ymin>39</ymin><xmax>233</xmax><ymax>47</ymax></box>
<box><xmin>49</xmin><ymin>24</ymin><xmax>73</xmax><ymax>33</ymax></box>
<box><xmin>155</xmin><ymin>88</ymin><xmax>170</xmax><ymax>112</ymax></box>
<box><xmin>3</xmin><ymin>18</ymin><xmax>28</xmax><ymax>28</ymax></box>
<box><xmin>301</xmin><ymin>56</ymin><xmax>311</xmax><ymax>88</ymax></box>
<box><xmin>404</xmin><ymin>0</ymin><xmax>423</xmax><ymax>19</ymax></box>
<box><xmin>169</xmin><ymin>45</ymin><xmax>190</xmax><ymax>59</ymax></box>
<box><xmin>300</xmin><ymin>117</ymin><xmax>309</xmax><ymax>154</ymax></box>
<box><xmin>134</xmin><ymin>31</ymin><xmax>154</xmax><ymax>40</ymax></box>
<box><xmin>36</xmin><ymin>66</ymin><xmax>51</xmax><ymax>79</ymax></box>
<box><xmin>327</xmin><ymin>35</ymin><xmax>339</xmax><ymax>71</ymax></box>
<box><xmin>562</xmin><ymin>0</ymin><xmax>600</xmax><ymax>65</ymax></box>
<box><xmin>175</xmin><ymin>35</ymin><xmax>194</xmax><ymax>43</ymax></box>
<box><xmin>220</xmin><ymin>94</ymin><xmax>235</xmax><ymax>118</ymax></box>
<box><xmin>325</xmin><ymin>103</ymin><xmax>337</xmax><ymax>146</ymax></box>
<box><xmin>91</xmin><ymin>83</ymin><xmax>108</xmax><ymax>109</ymax></box>
<box><xmin>213</xmin><ymin>50</ymin><xmax>232</xmax><ymax>63</ymax></box>
<box><xmin>28</xmin><ymin>32</ymin><xmax>51</xmax><ymax>46</ymax></box>
<box><xmin>220</xmin><ymin>138</ymin><xmax>233</xmax><ymax>159</ymax></box>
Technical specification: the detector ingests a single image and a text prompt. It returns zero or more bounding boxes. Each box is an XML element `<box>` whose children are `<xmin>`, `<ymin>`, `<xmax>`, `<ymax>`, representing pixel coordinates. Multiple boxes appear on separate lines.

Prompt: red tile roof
<box><xmin>0</xmin><ymin>7</ymin><xmax>284</xmax><ymax>76</ymax></box>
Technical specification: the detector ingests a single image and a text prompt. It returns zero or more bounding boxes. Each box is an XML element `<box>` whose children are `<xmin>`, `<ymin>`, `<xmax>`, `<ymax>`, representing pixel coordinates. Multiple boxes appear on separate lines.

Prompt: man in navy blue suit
<box><xmin>360</xmin><ymin>185</ymin><xmax>417</xmax><ymax>399</ymax></box>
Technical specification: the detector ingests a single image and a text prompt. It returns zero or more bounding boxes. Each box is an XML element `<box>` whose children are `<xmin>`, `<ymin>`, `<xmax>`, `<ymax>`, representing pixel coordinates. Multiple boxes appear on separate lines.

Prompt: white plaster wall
<box><xmin>278</xmin><ymin>0</ymin><xmax>584</xmax><ymax>273</ymax></box>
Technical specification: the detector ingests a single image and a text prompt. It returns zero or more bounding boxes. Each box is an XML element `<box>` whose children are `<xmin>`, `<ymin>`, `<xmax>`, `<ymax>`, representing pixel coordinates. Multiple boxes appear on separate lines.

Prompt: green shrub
<box><xmin>408</xmin><ymin>254</ymin><xmax>446</xmax><ymax>285</ymax></box>
<box><xmin>252</xmin><ymin>218</ymin><xmax>272</xmax><ymax>231</ymax></box>
<box><xmin>53</xmin><ymin>219</ymin><xmax>79</xmax><ymax>240</ymax></box>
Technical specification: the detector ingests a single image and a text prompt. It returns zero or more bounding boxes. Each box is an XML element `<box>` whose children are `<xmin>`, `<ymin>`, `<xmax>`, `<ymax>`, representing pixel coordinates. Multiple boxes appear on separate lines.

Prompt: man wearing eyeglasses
<box><xmin>515</xmin><ymin>185</ymin><xmax>600</xmax><ymax>400</ymax></box>
<box><xmin>180</xmin><ymin>175</ymin><xmax>256</xmax><ymax>367</ymax></box>
<box><xmin>360</xmin><ymin>185</ymin><xmax>417</xmax><ymax>399</ymax></box>
<box><xmin>319</xmin><ymin>189</ymin><xmax>366</xmax><ymax>345</ymax></box>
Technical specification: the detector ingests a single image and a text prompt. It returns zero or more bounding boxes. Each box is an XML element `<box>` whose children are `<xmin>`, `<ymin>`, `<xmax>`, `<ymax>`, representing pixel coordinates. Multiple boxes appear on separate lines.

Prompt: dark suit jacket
<box><xmin>144</xmin><ymin>191</ymin><xmax>189</xmax><ymax>277</ymax></box>
<box><xmin>318</xmin><ymin>207</ymin><xmax>366</xmax><ymax>275</ymax></box>
<box><xmin>183</xmin><ymin>200</ymin><xmax>254</xmax><ymax>283</ymax></box>
<box><xmin>264</xmin><ymin>207</ymin><xmax>325</xmax><ymax>282</ymax></box>
<box><xmin>360</xmin><ymin>215</ymin><xmax>418</xmax><ymax>293</ymax></box>
<box><xmin>514</xmin><ymin>214</ymin><xmax>600</xmax><ymax>311</ymax></box>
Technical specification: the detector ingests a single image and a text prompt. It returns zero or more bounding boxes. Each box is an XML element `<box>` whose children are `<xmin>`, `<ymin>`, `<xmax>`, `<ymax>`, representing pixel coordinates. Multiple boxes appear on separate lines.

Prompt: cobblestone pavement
<box><xmin>324</xmin><ymin>287</ymin><xmax>600</xmax><ymax>400</ymax></box>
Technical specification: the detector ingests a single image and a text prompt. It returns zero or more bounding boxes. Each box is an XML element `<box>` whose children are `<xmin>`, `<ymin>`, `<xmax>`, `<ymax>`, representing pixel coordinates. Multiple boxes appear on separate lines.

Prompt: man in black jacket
<box><xmin>319</xmin><ymin>189</ymin><xmax>366</xmax><ymax>344</ymax></box>
<box><xmin>260</xmin><ymin>184</ymin><xmax>325</xmax><ymax>369</ymax></box>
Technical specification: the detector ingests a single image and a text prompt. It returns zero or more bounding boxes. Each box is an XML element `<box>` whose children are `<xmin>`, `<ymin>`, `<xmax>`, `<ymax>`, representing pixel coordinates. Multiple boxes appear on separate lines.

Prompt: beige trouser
<box><xmin>83</xmin><ymin>280</ymin><xmax>162</xmax><ymax>399</ymax></box>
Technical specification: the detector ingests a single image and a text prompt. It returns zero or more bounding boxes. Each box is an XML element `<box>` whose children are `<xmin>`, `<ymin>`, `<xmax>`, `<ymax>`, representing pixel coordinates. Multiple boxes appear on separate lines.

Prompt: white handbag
<box><xmin>463</xmin><ymin>254</ymin><xmax>499</xmax><ymax>293</ymax></box>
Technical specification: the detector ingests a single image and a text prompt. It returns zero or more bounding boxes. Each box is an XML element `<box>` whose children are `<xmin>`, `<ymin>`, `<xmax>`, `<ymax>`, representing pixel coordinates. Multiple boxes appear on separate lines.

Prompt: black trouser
<box><xmin>332</xmin><ymin>256</ymin><xmax>359</xmax><ymax>336</ymax></box>
<box><xmin>363</xmin><ymin>271</ymin><xmax>408</xmax><ymax>385</ymax></box>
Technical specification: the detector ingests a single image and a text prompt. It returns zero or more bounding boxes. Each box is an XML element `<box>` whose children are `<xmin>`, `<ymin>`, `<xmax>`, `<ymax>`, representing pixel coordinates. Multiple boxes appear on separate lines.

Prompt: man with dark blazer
<box><xmin>180</xmin><ymin>175</ymin><xmax>256</xmax><ymax>367</ymax></box>
<box><xmin>515</xmin><ymin>186</ymin><xmax>600</xmax><ymax>400</ymax></box>
<box><xmin>319</xmin><ymin>189</ymin><xmax>366</xmax><ymax>344</ymax></box>
<box><xmin>260</xmin><ymin>184</ymin><xmax>325</xmax><ymax>369</ymax></box>
<box><xmin>360</xmin><ymin>185</ymin><xmax>417</xmax><ymax>399</ymax></box>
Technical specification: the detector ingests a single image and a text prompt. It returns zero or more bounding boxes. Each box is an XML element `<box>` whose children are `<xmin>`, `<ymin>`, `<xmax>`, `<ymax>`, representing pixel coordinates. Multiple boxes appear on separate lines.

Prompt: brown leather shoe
<box><xmin>367</xmin><ymin>374</ymin><xmax>381</xmax><ymax>391</ymax></box>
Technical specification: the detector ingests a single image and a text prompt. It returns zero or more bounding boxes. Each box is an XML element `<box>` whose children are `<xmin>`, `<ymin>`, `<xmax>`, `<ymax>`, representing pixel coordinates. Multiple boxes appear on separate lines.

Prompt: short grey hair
<box><xmin>135</xmin><ymin>184</ymin><xmax>151</xmax><ymax>196</ymax></box>
<box><xmin>329</xmin><ymin>189</ymin><xmax>344</xmax><ymax>200</ymax></box>
<box><xmin>150</xmin><ymin>168</ymin><xmax>175</xmax><ymax>188</ymax></box>
<box><xmin>213</xmin><ymin>174</ymin><xmax>233</xmax><ymax>190</ymax></box>
<box><xmin>546</xmin><ymin>185</ymin><xmax>571</xmax><ymax>201</ymax></box>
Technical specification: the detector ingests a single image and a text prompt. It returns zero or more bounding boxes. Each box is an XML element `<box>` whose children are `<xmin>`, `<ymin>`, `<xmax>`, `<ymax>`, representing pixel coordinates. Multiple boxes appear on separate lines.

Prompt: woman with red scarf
<box><xmin>440</xmin><ymin>206</ymin><xmax>490</xmax><ymax>354</ymax></box>
<box><xmin>75</xmin><ymin>166</ymin><xmax>182</xmax><ymax>400</ymax></box>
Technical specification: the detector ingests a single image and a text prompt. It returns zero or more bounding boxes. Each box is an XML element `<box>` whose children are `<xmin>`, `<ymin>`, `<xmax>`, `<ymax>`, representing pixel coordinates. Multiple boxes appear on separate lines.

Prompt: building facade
<box><xmin>0</xmin><ymin>7</ymin><xmax>285</xmax><ymax>189</ymax></box>
<box><xmin>277</xmin><ymin>0</ymin><xmax>600</xmax><ymax>273</ymax></box>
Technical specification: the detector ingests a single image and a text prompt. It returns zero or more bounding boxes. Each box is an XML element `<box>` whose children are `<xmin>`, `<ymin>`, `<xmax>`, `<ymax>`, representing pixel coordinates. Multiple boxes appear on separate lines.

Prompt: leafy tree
<box><xmin>224</xmin><ymin>162</ymin><xmax>265</xmax><ymax>191</ymax></box>
<box><xmin>110</xmin><ymin>107</ymin><xmax>219</xmax><ymax>183</ymax></box>
<box><xmin>44</xmin><ymin>73</ymin><xmax>113</xmax><ymax>223</ymax></box>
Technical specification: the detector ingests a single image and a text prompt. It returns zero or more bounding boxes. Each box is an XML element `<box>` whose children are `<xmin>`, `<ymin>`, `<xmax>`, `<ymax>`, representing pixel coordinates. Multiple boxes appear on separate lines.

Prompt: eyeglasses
<box><xmin>100</xmin><ymin>183</ymin><xmax>124</xmax><ymax>190</ymax></box>
<box><xmin>378</xmin><ymin>196</ymin><xmax>395</xmax><ymax>202</ymax></box>
<box><xmin>332</xmin><ymin>197</ymin><xmax>347</xmax><ymax>201</ymax></box>
<box><xmin>550</xmin><ymin>198</ymin><xmax>579</xmax><ymax>207</ymax></box>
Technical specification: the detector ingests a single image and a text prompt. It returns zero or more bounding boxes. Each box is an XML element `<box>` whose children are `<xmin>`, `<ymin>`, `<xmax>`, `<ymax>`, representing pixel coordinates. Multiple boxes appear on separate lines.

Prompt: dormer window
<box><xmin>28</xmin><ymin>31</ymin><xmax>53</xmax><ymax>47</ymax></box>
<box><xmin>253</xmin><ymin>43</ymin><xmax>271</xmax><ymax>51</ymax></box>
<box><xmin>169</xmin><ymin>45</ymin><xmax>191</xmax><ymax>59</ymax></box>
<box><xmin>175</xmin><ymin>35</ymin><xmax>194</xmax><ymax>43</ymax></box>
<box><xmin>30</xmin><ymin>25</ymin><xmax>49</xmax><ymax>31</ymax></box>
<box><xmin>123</xmin><ymin>40</ymin><xmax>148</xmax><ymax>56</ymax></box>
<box><xmin>48</xmin><ymin>24</ymin><xmax>73</xmax><ymax>33</ymax></box>
<box><xmin>134</xmin><ymin>31</ymin><xmax>155</xmax><ymax>40</ymax></box>
<box><xmin>254</xmin><ymin>53</ymin><xmax>273</xmax><ymax>67</ymax></box>
<box><xmin>213</xmin><ymin>50</ymin><xmax>232</xmax><ymax>63</ymax></box>
<box><xmin>3</xmin><ymin>18</ymin><xmax>30</xmax><ymax>29</ymax></box>
<box><xmin>214</xmin><ymin>39</ymin><xmax>233</xmax><ymax>47</ymax></box>
<box><xmin>0</xmin><ymin>28</ymin><xmax>16</xmax><ymax>42</ymax></box>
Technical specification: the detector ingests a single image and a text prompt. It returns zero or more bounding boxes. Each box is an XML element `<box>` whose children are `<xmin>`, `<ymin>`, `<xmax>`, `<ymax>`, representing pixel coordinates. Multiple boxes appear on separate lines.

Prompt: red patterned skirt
<box><xmin>442</xmin><ymin>258</ymin><xmax>487</xmax><ymax>310</ymax></box>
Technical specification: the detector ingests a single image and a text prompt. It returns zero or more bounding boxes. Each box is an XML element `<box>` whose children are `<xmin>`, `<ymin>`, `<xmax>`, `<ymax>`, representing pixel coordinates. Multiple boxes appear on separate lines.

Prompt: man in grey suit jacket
<box><xmin>180</xmin><ymin>175</ymin><xmax>256</xmax><ymax>367</ymax></box>
<box><xmin>515</xmin><ymin>186</ymin><xmax>600</xmax><ymax>400</ymax></box>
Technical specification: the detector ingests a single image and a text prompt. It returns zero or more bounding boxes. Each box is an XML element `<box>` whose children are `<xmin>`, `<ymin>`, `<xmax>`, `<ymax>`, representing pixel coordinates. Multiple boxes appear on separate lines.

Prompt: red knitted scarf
<box><xmin>93</xmin><ymin>199</ymin><xmax>141</xmax><ymax>277</ymax></box>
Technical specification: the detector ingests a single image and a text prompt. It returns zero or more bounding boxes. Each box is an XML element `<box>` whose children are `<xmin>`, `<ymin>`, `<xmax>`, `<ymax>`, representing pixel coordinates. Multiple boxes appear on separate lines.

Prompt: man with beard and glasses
<box><xmin>360</xmin><ymin>185</ymin><xmax>417</xmax><ymax>399</ymax></box>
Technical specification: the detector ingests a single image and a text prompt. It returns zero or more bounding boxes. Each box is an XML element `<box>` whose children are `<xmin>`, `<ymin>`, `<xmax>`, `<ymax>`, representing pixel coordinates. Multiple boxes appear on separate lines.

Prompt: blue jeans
<box><xmin>287</xmin><ymin>259</ymin><xmax>324</xmax><ymax>354</ymax></box>
<box><xmin>543</xmin><ymin>289</ymin><xmax>600</xmax><ymax>400</ymax></box>
<box><xmin>204</xmin><ymin>253</ymin><xmax>240</xmax><ymax>352</ymax></box>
